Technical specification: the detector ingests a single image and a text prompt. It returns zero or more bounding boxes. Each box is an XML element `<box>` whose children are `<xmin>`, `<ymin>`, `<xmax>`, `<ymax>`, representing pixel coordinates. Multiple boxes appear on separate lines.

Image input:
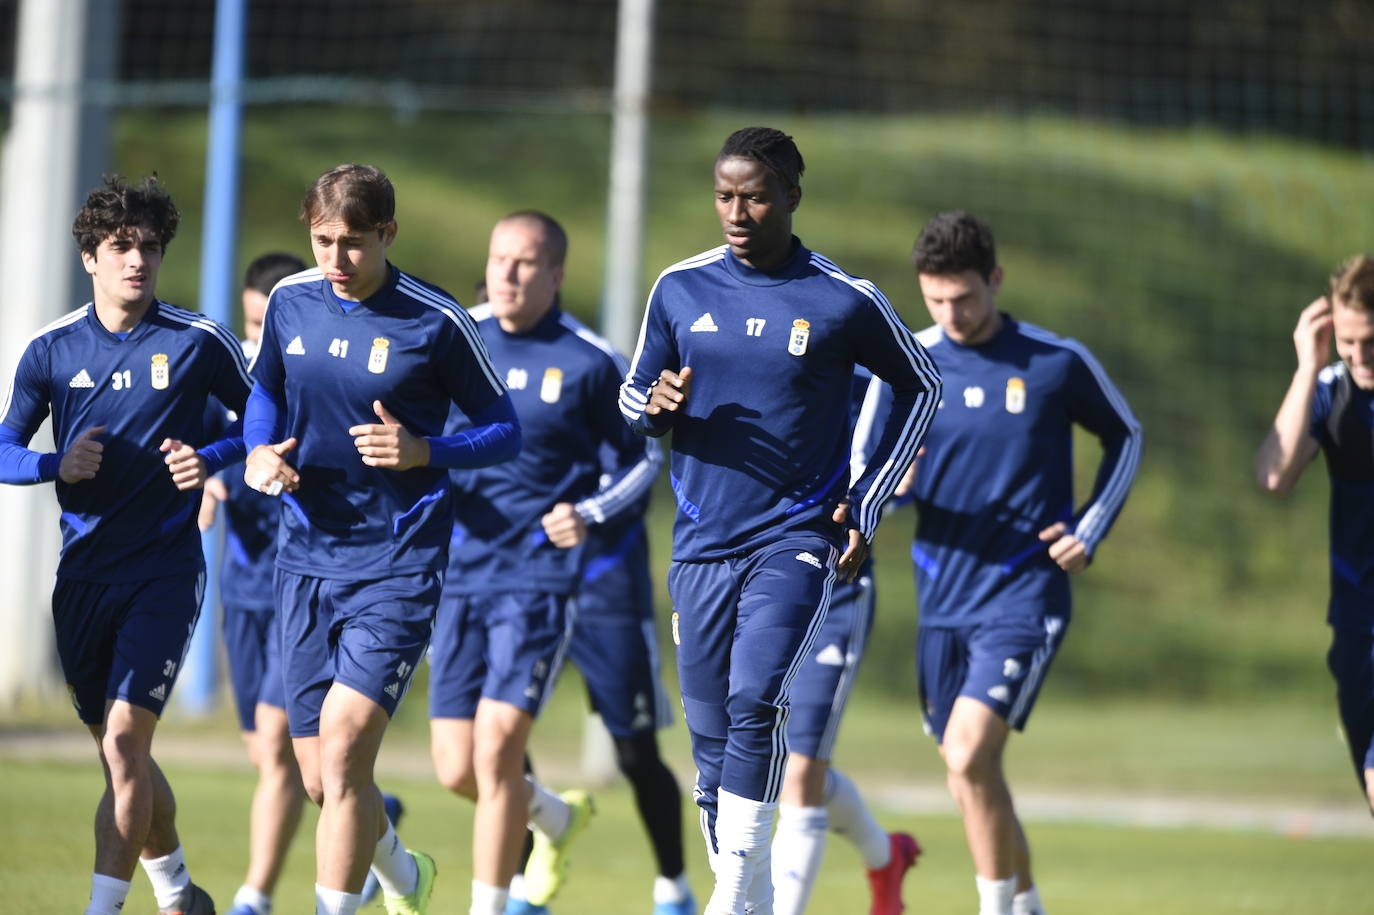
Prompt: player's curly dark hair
<box><xmin>71</xmin><ymin>175</ymin><xmax>180</xmax><ymax>256</ymax></box>
<box><xmin>912</xmin><ymin>210</ymin><xmax>998</xmax><ymax>282</ymax></box>
<box><xmin>718</xmin><ymin>127</ymin><xmax>805</xmax><ymax>190</ymax></box>
<box><xmin>1330</xmin><ymin>254</ymin><xmax>1374</xmax><ymax>312</ymax></box>
<box><xmin>301</xmin><ymin>163</ymin><xmax>395</xmax><ymax>231</ymax></box>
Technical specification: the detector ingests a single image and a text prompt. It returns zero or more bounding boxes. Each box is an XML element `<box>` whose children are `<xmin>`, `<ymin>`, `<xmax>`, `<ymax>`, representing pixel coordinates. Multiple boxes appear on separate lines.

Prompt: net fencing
<box><xmin>1</xmin><ymin>0</ymin><xmax>1370</xmax><ymax>698</ymax></box>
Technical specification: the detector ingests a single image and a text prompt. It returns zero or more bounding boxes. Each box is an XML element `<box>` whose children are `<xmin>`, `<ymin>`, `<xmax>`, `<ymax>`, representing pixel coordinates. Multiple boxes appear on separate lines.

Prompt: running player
<box><xmin>0</xmin><ymin>175</ymin><xmax>251</xmax><ymax>915</ymax></box>
<box><xmin>427</xmin><ymin>211</ymin><xmax>658</xmax><ymax>915</ymax></box>
<box><xmin>244</xmin><ymin>163</ymin><xmax>520</xmax><ymax>915</ymax></box>
<box><xmin>770</xmin><ymin>365</ymin><xmax>920</xmax><ymax>915</ymax></box>
<box><xmin>871</xmin><ymin>210</ymin><xmax>1141</xmax><ymax>915</ymax></box>
<box><xmin>1255</xmin><ymin>254</ymin><xmax>1374</xmax><ymax>816</ymax></box>
<box><xmin>619</xmin><ymin>127</ymin><xmax>942</xmax><ymax>915</ymax></box>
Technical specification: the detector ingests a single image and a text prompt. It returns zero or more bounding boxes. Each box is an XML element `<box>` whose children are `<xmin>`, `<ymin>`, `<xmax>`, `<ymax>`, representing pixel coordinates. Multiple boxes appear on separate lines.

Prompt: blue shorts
<box><xmin>669</xmin><ymin>535</ymin><xmax>839</xmax><ymax>809</ymax></box>
<box><xmin>785</xmin><ymin>573</ymin><xmax>874</xmax><ymax>760</ymax></box>
<box><xmin>917</xmin><ymin>612</ymin><xmax>1068</xmax><ymax>744</ymax></box>
<box><xmin>275</xmin><ymin>570</ymin><xmax>438</xmax><ymax>738</ymax></box>
<box><xmin>428</xmin><ymin>590</ymin><xmax>572</xmax><ymax>720</ymax></box>
<box><xmin>568</xmin><ymin>523</ymin><xmax>672</xmax><ymax>737</ymax></box>
<box><xmin>52</xmin><ymin>572</ymin><xmax>206</xmax><ymax>725</ymax></box>
<box><xmin>222</xmin><ymin>604</ymin><xmax>285</xmax><ymax>732</ymax></box>
<box><xmin>1327</xmin><ymin>627</ymin><xmax>1374</xmax><ymax>792</ymax></box>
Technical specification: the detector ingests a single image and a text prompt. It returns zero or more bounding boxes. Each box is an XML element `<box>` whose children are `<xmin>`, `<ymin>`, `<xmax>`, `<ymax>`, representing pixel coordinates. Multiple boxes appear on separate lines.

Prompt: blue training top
<box><xmin>447</xmin><ymin>303</ymin><xmax>660</xmax><ymax>596</ymax></box>
<box><xmin>1309</xmin><ymin>361</ymin><xmax>1374</xmax><ymax>633</ymax></box>
<box><xmin>620</xmin><ymin>239</ymin><xmax>941</xmax><ymax>561</ymax></box>
<box><xmin>247</xmin><ymin>265</ymin><xmax>517</xmax><ymax>581</ymax></box>
<box><xmin>0</xmin><ymin>301</ymin><xmax>252</xmax><ymax>582</ymax></box>
<box><xmin>866</xmin><ymin>315</ymin><xmax>1141</xmax><ymax>626</ymax></box>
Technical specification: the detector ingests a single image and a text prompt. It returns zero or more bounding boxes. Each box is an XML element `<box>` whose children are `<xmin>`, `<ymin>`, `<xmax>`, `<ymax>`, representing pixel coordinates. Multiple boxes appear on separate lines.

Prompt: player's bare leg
<box><xmin>941</xmin><ymin>697</ymin><xmax>1032</xmax><ymax>914</ymax></box>
<box><xmin>472</xmin><ymin>699</ymin><xmax>536</xmax><ymax>894</ymax></box>
<box><xmin>430</xmin><ymin>717</ymin><xmax>479</xmax><ymax>801</ymax></box>
<box><xmin>243</xmin><ymin>702</ymin><xmax>306</xmax><ymax>896</ymax></box>
<box><xmin>313</xmin><ymin>684</ymin><xmax>390</xmax><ymax>892</ymax></box>
<box><xmin>89</xmin><ymin>701</ymin><xmax>165</xmax><ymax>879</ymax></box>
<box><xmin>1365</xmin><ymin>767</ymin><xmax>1374</xmax><ymax>815</ymax></box>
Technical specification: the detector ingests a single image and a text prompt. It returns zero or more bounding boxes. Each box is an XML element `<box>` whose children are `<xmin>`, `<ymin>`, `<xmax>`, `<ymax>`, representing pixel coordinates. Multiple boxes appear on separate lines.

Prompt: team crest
<box><xmin>539</xmin><ymin>367</ymin><xmax>564</xmax><ymax>403</ymax></box>
<box><xmin>788</xmin><ymin>319</ymin><xmax>811</xmax><ymax>356</ymax></box>
<box><xmin>368</xmin><ymin>337</ymin><xmax>390</xmax><ymax>374</ymax></box>
<box><xmin>1005</xmin><ymin>377</ymin><xmax>1026</xmax><ymax>414</ymax></box>
<box><xmin>150</xmin><ymin>353</ymin><xmax>169</xmax><ymax>390</ymax></box>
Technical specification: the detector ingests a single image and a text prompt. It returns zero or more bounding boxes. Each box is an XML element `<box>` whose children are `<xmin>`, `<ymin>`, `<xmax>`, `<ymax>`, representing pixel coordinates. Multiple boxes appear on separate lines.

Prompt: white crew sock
<box><xmin>232</xmin><ymin>884</ymin><xmax>272</xmax><ymax>915</ymax></box>
<box><xmin>703</xmin><ymin>790</ymin><xmax>777</xmax><ymax>915</ymax></box>
<box><xmin>654</xmin><ymin>872</ymin><xmax>693</xmax><ymax>904</ymax></box>
<box><xmin>824</xmin><ymin>768</ymin><xmax>891</xmax><ymax>869</ymax></box>
<box><xmin>470</xmin><ymin>879</ymin><xmax>509</xmax><ymax>915</ymax></box>
<box><xmin>526</xmin><ymin>774</ymin><xmax>571</xmax><ymax>840</ymax></box>
<box><xmin>370</xmin><ymin>820</ymin><xmax>418</xmax><ymax>897</ymax></box>
<box><xmin>85</xmin><ymin>874</ymin><xmax>132</xmax><ymax>915</ymax></box>
<box><xmin>976</xmin><ymin>874</ymin><xmax>1018</xmax><ymax>915</ymax></box>
<box><xmin>1013</xmin><ymin>885</ymin><xmax>1047</xmax><ymax>914</ymax></box>
<box><xmin>315</xmin><ymin>884</ymin><xmax>363</xmax><ymax>915</ymax></box>
<box><xmin>770</xmin><ymin>804</ymin><xmax>828</xmax><ymax>915</ymax></box>
<box><xmin>508</xmin><ymin>873</ymin><xmax>529</xmax><ymax>901</ymax></box>
<box><xmin>141</xmin><ymin>845</ymin><xmax>192</xmax><ymax>908</ymax></box>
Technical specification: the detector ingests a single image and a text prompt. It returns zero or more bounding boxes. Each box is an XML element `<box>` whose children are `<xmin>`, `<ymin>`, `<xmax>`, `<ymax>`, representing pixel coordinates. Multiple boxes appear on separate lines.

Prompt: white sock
<box><xmin>508</xmin><ymin>873</ymin><xmax>529</xmax><ymax>900</ymax></box>
<box><xmin>470</xmin><ymin>879</ymin><xmax>509</xmax><ymax>915</ymax></box>
<box><xmin>140</xmin><ymin>845</ymin><xmax>192</xmax><ymax>908</ymax></box>
<box><xmin>314</xmin><ymin>884</ymin><xmax>363</xmax><ymax>915</ymax></box>
<box><xmin>232</xmin><ymin>884</ymin><xmax>272</xmax><ymax>915</ymax></box>
<box><xmin>526</xmin><ymin>775</ymin><xmax>571</xmax><ymax>840</ymax></box>
<box><xmin>371</xmin><ymin>820</ymin><xmax>418</xmax><ymax>897</ymax></box>
<box><xmin>85</xmin><ymin>874</ymin><xmax>131</xmax><ymax>915</ymax></box>
<box><xmin>825</xmin><ymin>769</ymin><xmax>890</xmax><ymax>869</ymax></box>
<box><xmin>1013</xmin><ymin>885</ymin><xmax>1046</xmax><ymax>914</ymax></box>
<box><xmin>653</xmin><ymin>873</ymin><xmax>692</xmax><ymax>904</ymax></box>
<box><xmin>975</xmin><ymin>874</ymin><xmax>1018</xmax><ymax>915</ymax></box>
<box><xmin>746</xmin><ymin>840</ymin><xmax>775</xmax><ymax>914</ymax></box>
<box><xmin>703</xmin><ymin>789</ymin><xmax>776</xmax><ymax>915</ymax></box>
<box><xmin>770</xmin><ymin>804</ymin><xmax>827</xmax><ymax>915</ymax></box>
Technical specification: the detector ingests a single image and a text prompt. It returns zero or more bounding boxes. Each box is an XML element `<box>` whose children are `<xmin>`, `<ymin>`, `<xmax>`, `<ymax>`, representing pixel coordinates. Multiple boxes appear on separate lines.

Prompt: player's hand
<box><xmin>646</xmin><ymin>366</ymin><xmax>692</xmax><ymax>415</ymax></box>
<box><xmin>197</xmin><ymin>475</ymin><xmax>228</xmax><ymax>531</ymax></box>
<box><xmin>541</xmin><ymin>502</ymin><xmax>588</xmax><ymax>548</ymax></box>
<box><xmin>1293</xmin><ymin>296</ymin><xmax>1334</xmax><ymax>373</ymax></box>
<box><xmin>893</xmin><ymin>446</ymin><xmax>927</xmax><ymax>498</ymax></box>
<box><xmin>349</xmin><ymin>401</ymin><xmax>430</xmax><ymax>470</ymax></box>
<box><xmin>58</xmin><ymin>425</ymin><xmax>105</xmax><ymax>484</ymax></box>
<box><xmin>831</xmin><ymin>499</ymin><xmax>869</xmax><ymax>582</ymax></box>
<box><xmin>1038</xmin><ymin>521</ymin><xmax>1089</xmax><ymax>573</ymax></box>
<box><xmin>159</xmin><ymin>437</ymin><xmax>209</xmax><ymax>490</ymax></box>
<box><xmin>836</xmin><ymin>527</ymin><xmax>869</xmax><ymax>583</ymax></box>
<box><xmin>245</xmin><ymin>438</ymin><xmax>300</xmax><ymax>496</ymax></box>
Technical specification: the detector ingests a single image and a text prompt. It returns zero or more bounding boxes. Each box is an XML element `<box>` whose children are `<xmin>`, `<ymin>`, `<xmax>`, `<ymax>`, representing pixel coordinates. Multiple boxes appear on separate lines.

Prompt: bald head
<box><xmin>486</xmin><ymin>211</ymin><xmax>567</xmax><ymax>333</ymax></box>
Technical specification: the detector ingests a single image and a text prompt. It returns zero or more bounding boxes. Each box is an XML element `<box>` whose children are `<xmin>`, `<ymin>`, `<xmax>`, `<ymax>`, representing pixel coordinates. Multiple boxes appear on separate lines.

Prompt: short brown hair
<box><xmin>1330</xmin><ymin>254</ymin><xmax>1374</xmax><ymax>312</ymax></box>
<box><xmin>300</xmin><ymin>164</ymin><xmax>395</xmax><ymax>231</ymax></box>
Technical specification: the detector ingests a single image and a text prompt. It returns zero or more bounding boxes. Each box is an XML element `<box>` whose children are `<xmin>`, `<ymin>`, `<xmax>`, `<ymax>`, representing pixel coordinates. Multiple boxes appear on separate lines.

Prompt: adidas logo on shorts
<box><xmin>383</xmin><ymin>682</ymin><xmax>399</xmax><ymax>700</ymax></box>
<box><xmin>147</xmin><ymin>683</ymin><xmax>167</xmax><ymax>701</ymax></box>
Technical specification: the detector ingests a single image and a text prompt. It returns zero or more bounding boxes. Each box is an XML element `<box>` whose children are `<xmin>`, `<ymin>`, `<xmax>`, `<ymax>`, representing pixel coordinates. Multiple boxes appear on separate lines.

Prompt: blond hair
<box><xmin>1330</xmin><ymin>254</ymin><xmax>1374</xmax><ymax>312</ymax></box>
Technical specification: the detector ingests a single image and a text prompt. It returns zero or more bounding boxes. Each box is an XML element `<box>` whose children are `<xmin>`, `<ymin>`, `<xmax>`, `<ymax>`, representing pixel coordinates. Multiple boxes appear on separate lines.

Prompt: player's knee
<box><xmin>100</xmin><ymin>730</ymin><xmax>149</xmax><ymax>782</ymax></box>
<box><xmin>942</xmin><ymin>739</ymin><xmax>1001</xmax><ymax>787</ymax></box>
<box><xmin>432</xmin><ymin>748</ymin><xmax>477</xmax><ymax>798</ymax></box>
<box><xmin>612</xmin><ymin>732</ymin><xmax>661</xmax><ymax>782</ymax></box>
<box><xmin>471</xmin><ymin>733</ymin><xmax>524</xmax><ymax>784</ymax></box>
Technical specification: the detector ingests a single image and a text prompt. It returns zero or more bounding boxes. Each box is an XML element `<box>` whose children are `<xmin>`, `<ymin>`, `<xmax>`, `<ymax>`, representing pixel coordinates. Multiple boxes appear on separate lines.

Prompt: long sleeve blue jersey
<box><xmin>619</xmin><ymin>239</ymin><xmax>941</xmax><ymax>561</ymax></box>
<box><xmin>0</xmin><ymin>301</ymin><xmax>252</xmax><ymax>582</ymax></box>
<box><xmin>447</xmin><ymin>303</ymin><xmax>660</xmax><ymax>595</ymax></box>
<box><xmin>1309</xmin><ymin>362</ymin><xmax>1374</xmax><ymax>633</ymax></box>
<box><xmin>248</xmin><ymin>265</ymin><xmax>511</xmax><ymax>580</ymax></box>
<box><xmin>868</xmin><ymin>315</ymin><xmax>1142</xmax><ymax>626</ymax></box>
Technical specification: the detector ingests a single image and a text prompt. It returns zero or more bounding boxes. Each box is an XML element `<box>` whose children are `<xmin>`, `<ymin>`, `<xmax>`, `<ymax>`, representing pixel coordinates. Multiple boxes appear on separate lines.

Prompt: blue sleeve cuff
<box><xmin>426</xmin><ymin>393</ymin><xmax>522</xmax><ymax>469</ymax></box>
